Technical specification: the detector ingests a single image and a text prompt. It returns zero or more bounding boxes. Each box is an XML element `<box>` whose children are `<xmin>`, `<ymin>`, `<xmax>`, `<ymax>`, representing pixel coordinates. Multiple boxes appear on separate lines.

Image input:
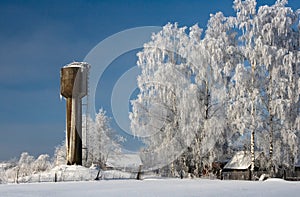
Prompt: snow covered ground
<box><xmin>1</xmin><ymin>165</ymin><xmax>299</xmax><ymax>196</ymax></box>
<box><xmin>0</xmin><ymin>178</ymin><xmax>299</xmax><ymax>197</ymax></box>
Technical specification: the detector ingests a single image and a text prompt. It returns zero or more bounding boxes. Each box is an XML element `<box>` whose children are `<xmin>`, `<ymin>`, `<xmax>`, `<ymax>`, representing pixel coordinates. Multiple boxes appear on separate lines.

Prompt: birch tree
<box><xmin>130</xmin><ymin>23</ymin><xmax>197</xmax><ymax>172</ymax></box>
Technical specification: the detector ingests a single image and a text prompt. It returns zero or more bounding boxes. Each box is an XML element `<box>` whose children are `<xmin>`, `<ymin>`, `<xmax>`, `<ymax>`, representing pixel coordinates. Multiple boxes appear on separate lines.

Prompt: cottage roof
<box><xmin>223</xmin><ymin>151</ymin><xmax>264</xmax><ymax>170</ymax></box>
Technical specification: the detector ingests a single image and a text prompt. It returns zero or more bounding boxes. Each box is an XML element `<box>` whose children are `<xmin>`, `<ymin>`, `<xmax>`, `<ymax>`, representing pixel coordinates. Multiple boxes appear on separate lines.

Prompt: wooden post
<box><xmin>136</xmin><ymin>165</ymin><xmax>142</xmax><ymax>180</ymax></box>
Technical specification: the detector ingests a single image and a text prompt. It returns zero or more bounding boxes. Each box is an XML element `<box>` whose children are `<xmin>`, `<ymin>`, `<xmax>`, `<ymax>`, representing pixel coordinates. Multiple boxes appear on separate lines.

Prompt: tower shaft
<box><xmin>66</xmin><ymin>97</ymin><xmax>82</xmax><ymax>165</ymax></box>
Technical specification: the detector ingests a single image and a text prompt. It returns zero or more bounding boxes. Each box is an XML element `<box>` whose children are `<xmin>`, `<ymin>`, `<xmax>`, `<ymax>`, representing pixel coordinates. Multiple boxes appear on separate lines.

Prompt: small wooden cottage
<box><xmin>222</xmin><ymin>151</ymin><xmax>267</xmax><ymax>180</ymax></box>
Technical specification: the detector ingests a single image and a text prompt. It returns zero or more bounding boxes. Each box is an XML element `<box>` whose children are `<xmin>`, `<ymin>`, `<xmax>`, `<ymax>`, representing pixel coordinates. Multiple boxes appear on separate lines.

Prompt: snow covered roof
<box><xmin>106</xmin><ymin>154</ymin><xmax>142</xmax><ymax>169</ymax></box>
<box><xmin>63</xmin><ymin>62</ymin><xmax>90</xmax><ymax>68</ymax></box>
<box><xmin>223</xmin><ymin>151</ymin><xmax>264</xmax><ymax>170</ymax></box>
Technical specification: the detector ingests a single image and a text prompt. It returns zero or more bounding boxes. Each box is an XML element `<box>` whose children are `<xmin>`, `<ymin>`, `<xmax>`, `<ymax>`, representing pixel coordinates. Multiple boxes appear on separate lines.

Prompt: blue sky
<box><xmin>0</xmin><ymin>0</ymin><xmax>299</xmax><ymax>161</ymax></box>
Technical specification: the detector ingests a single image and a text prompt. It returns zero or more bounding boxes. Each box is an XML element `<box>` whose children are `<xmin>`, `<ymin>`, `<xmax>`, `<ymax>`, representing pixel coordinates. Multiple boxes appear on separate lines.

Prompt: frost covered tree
<box><xmin>230</xmin><ymin>0</ymin><xmax>263</xmax><ymax>177</ymax></box>
<box><xmin>185</xmin><ymin>12</ymin><xmax>240</xmax><ymax>175</ymax></box>
<box><xmin>85</xmin><ymin>109</ymin><xmax>122</xmax><ymax>167</ymax></box>
<box><xmin>130</xmin><ymin>23</ymin><xmax>198</xmax><ymax>173</ymax></box>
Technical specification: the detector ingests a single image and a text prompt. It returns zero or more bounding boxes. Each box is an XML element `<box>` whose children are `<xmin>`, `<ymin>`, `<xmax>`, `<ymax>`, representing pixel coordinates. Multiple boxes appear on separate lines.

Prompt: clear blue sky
<box><xmin>0</xmin><ymin>0</ymin><xmax>299</xmax><ymax>161</ymax></box>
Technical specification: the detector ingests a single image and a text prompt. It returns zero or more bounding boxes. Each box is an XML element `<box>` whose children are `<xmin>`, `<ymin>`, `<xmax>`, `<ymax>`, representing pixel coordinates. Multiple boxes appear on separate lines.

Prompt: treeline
<box><xmin>130</xmin><ymin>0</ymin><xmax>300</xmax><ymax>177</ymax></box>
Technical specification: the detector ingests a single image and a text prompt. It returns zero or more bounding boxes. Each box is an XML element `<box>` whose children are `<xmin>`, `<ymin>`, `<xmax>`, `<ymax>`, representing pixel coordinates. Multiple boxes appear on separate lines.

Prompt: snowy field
<box><xmin>0</xmin><ymin>178</ymin><xmax>299</xmax><ymax>197</ymax></box>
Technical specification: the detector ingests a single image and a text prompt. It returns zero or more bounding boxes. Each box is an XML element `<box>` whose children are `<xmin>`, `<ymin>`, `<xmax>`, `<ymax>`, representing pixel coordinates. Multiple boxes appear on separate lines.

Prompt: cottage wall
<box><xmin>222</xmin><ymin>170</ymin><xmax>250</xmax><ymax>180</ymax></box>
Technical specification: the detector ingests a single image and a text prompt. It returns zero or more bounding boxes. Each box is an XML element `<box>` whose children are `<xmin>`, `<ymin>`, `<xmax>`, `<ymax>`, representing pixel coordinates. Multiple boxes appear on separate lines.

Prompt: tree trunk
<box><xmin>268</xmin><ymin>72</ymin><xmax>274</xmax><ymax>177</ymax></box>
<box><xmin>250</xmin><ymin>63</ymin><xmax>256</xmax><ymax>180</ymax></box>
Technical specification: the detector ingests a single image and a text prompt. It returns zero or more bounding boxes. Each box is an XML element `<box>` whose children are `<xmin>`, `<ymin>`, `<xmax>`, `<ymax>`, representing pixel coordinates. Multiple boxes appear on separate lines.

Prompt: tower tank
<box><xmin>60</xmin><ymin>62</ymin><xmax>90</xmax><ymax>165</ymax></box>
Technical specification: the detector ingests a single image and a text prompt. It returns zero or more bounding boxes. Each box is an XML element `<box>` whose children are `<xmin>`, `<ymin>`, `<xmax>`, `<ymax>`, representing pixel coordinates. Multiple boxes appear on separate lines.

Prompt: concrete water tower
<box><xmin>60</xmin><ymin>62</ymin><xmax>90</xmax><ymax>165</ymax></box>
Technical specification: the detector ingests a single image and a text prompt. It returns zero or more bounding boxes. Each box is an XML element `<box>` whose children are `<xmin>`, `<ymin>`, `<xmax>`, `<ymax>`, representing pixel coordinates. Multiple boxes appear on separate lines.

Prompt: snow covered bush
<box><xmin>32</xmin><ymin>154</ymin><xmax>52</xmax><ymax>173</ymax></box>
<box><xmin>54</xmin><ymin>141</ymin><xmax>66</xmax><ymax>166</ymax></box>
<box><xmin>17</xmin><ymin>152</ymin><xmax>35</xmax><ymax>177</ymax></box>
<box><xmin>0</xmin><ymin>169</ymin><xmax>6</xmax><ymax>184</ymax></box>
<box><xmin>1</xmin><ymin>152</ymin><xmax>53</xmax><ymax>183</ymax></box>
